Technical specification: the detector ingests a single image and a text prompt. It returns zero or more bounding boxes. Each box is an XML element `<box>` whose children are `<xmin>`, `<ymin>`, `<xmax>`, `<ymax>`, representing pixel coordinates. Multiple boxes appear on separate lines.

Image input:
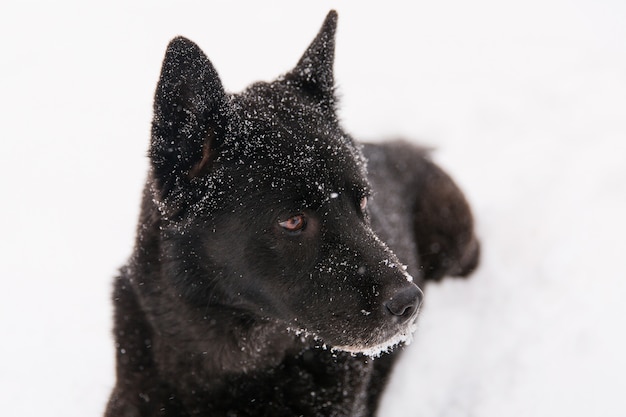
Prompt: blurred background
<box><xmin>1</xmin><ymin>0</ymin><xmax>625</xmax><ymax>415</ymax></box>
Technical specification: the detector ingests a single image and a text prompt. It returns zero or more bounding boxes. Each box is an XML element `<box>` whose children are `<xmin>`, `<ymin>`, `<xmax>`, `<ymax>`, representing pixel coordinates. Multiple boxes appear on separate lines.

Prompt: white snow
<box><xmin>1</xmin><ymin>1</ymin><xmax>625</xmax><ymax>416</ymax></box>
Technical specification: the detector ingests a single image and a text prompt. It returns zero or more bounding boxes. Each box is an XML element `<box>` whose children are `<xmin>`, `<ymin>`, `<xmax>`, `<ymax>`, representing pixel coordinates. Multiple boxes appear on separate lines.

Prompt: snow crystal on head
<box><xmin>171</xmin><ymin>82</ymin><xmax>368</xmax><ymax>218</ymax></box>
<box><xmin>381</xmin><ymin>258</ymin><xmax>414</xmax><ymax>283</ymax></box>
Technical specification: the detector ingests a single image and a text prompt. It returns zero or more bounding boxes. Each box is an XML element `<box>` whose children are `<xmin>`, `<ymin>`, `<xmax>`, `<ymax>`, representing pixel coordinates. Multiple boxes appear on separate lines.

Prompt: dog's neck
<box><xmin>153</xmin><ymin>305</ymin><xmax>304</xmax><ymax>379</ymax></box>
<box><xmin>144</xmin><ymin>301</ymin><xmax>374</xmax><ymax>416</ymax></box>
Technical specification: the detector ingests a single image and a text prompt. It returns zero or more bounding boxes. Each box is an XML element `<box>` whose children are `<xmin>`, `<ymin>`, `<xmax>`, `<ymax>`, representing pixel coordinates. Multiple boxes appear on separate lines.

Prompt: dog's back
<box><xmin>106</xmin><ymin>11</ymin><xmax>479</xmax><ymax>417</ymax></box>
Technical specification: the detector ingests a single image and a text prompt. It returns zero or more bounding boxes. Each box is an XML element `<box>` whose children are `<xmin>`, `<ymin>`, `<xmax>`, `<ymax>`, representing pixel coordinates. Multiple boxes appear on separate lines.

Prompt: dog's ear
<box><xmin>413</xmin><ymin>158</ymin><xmax>480</xmax><ymax>281</ymax></box>
<box><xmin>285</xmin><ymin>10</ymin><xmax>337</xmax><ymax>104</ymax></box>
<box><xmin>150</xmin><ymin>36</ymin><xmax>228</xmax><ymax>198</ymax></box>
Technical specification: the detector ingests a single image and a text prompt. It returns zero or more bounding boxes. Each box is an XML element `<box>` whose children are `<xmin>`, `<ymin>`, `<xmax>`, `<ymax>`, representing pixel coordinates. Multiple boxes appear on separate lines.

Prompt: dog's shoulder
<box><xmin>363</xmin><ymin>140</ymin><xmax>480</xmax><ymax>284</ymax></box>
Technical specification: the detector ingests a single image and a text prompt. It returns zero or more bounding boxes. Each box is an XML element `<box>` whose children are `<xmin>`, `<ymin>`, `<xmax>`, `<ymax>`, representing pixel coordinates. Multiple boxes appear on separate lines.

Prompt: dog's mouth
<box><xmin>331</xmin><ymin>312</ymin><xmax>420</xmax><ymax>357</ymax></box>
<box><xmin>281</xmin><ymin>275</ymin><xmax>424</xmax><ymax>357</ymax></box>
<box><xmin>287</xmin><ymin>307</ymin><xmax>420</xmax><ymax>358</ymax></box>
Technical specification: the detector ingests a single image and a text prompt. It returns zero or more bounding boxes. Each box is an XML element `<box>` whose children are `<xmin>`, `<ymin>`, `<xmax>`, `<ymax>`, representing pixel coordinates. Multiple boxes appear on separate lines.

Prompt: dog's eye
<box><xmin>279</xmin><ymin>214</ymin><xmax>306</xmax><ymax>233</ymax></box>
<box><xmin>360</xmin><ymin>196</ymin><xmax>368</xmax><ymax>211</ymax></box>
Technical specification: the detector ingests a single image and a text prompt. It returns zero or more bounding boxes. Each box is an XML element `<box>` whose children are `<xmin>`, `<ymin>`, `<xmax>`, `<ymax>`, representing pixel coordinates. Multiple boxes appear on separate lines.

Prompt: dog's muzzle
<box><xmin>384</xmin><ymin>284</ymin><xmax>423</xmax><ymax>321</ymax></box>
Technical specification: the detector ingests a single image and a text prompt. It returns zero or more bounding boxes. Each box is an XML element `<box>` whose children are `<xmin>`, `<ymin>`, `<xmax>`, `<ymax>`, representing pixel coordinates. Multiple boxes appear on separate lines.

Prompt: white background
<box><xmin>1</xmin><ymin>1</ymin><xmax>625</xmax><ymax>415</ymax></box>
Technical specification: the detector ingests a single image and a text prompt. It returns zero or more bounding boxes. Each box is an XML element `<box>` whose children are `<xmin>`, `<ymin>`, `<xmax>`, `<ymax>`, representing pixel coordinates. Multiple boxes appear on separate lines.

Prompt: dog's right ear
<box><xmin>150</xmin><ymin>37</ymin><xmax>228</xmax><ymax>200</ymax></box>
<box><xmin>284</xmin><ymin>10</ymin><xmax>337</xmax><ymax>106</ymax></box>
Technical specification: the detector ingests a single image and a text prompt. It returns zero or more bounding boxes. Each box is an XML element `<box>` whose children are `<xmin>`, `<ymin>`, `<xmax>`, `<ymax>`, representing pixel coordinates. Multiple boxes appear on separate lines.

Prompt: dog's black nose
<box><xmin>385</xmin><ymin>285</ymin><xmax>423</xmax><ymax>318</ymax></box>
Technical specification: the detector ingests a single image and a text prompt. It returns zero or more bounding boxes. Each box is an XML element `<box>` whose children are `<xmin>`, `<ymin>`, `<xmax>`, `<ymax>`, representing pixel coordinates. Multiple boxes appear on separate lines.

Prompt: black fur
<box><xmin>106</xmin><ymin>11</ymin><xmax>479</xmax><ymax>417</ymax></box>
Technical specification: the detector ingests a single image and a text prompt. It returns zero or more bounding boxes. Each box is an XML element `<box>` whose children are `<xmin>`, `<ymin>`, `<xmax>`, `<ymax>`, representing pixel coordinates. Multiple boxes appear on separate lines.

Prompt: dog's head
<box><xmin>147</xmin><ymin>11</ymin><xmax>422</xmax><ymax>356</ymax></box>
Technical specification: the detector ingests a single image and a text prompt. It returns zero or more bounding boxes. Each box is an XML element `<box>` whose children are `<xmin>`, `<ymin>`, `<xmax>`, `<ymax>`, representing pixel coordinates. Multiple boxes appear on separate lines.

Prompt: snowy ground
<box><xmin>1</xmin><ymin>1</ymin><xmax>625</xmax><ymax>416</ymax></box>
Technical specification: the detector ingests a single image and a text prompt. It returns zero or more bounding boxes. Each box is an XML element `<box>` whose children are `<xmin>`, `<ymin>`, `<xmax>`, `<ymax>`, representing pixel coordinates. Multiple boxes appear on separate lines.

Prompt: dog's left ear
<box><xmin>150</xmin><ymin>37</ymin><xmax>229</xmax><ymax>200</ymax></box>
<box><xmin>285</xmin><ymin>10</ymin><xmax>337</xmax><ymax>105</ymax></box>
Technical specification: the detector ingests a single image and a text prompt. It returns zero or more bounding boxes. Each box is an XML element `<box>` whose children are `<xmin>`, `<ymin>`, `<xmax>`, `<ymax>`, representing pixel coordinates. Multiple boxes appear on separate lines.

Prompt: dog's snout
<box><xmin>384</xmin><ymin>285</ymin><xmax>423</xmax><ymax>318</ymax></box>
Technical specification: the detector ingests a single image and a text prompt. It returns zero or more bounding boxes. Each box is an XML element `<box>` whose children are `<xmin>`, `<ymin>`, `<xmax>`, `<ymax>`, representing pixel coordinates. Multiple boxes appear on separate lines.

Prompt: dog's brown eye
<box><xmin>360</xmin><ymin>196</ymin><xmax>368</xmax><ymax>211</ymax></box>
<box><xmin>279</xmin><ymin>214</ymin><xmax>306</xmax><ymax>233</ymax></box>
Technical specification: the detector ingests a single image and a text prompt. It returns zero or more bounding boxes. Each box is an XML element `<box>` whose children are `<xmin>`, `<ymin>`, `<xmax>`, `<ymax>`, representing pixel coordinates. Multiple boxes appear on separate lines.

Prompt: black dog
<box><xmin>106</xmin><ymin>11</ymin><xmax>479</xmax><ymax>417</ymax></box>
